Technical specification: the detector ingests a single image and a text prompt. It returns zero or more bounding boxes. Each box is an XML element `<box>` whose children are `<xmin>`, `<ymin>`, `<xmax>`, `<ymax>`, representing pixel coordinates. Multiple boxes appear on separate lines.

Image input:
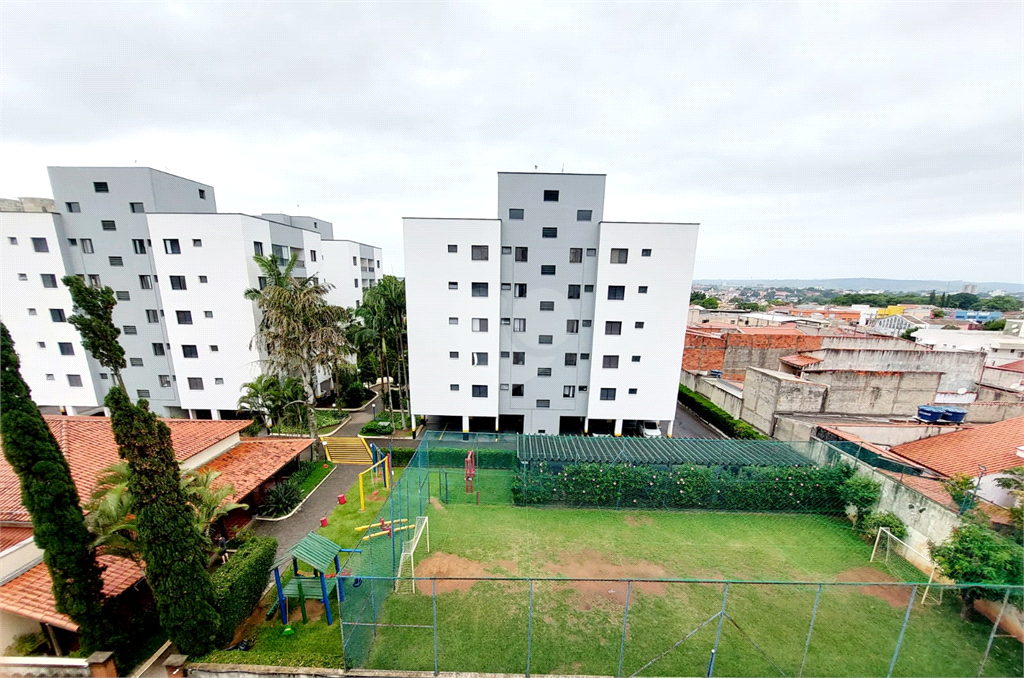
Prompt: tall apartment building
<box><xmin>0</xmin><ymin>167</ymin><xmax>382</xmax><ymax>419</ymax></box>
<box><xmin>404</xmin><ymin>172</ymin><xmax>699</xmax><ymax>436</ymax></box>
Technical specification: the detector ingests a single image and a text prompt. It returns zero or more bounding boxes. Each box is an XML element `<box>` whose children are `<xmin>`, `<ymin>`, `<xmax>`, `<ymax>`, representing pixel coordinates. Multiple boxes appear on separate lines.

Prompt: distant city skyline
<box><xmin>2</xmin><ymin>2</ymin><xmax>1021</xmax><ymax>281</ymax></box>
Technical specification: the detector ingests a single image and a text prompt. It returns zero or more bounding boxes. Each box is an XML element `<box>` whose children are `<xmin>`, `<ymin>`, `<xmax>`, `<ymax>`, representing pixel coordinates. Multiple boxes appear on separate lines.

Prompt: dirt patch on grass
<box><xmin>429</xmin><ymin>497</ymin><xmax>446</xmax><ymax>512</ymax></box>
<box><xmin>414</xmin><ymin>552</ymin><xmax>491</xmax><ymax>593</ymax></box>
<box><xmin>492</xmin><ymin>560</ymin><xmax>518</xmax><ymax>575</ymax></box>
<box><xmin>543</xmin><ymin>549</ymin><xmax>669</xmax><ymax>608</ymax></box>
<box><xmin>624</xmin><ymin>514</ymin><xmax>654</xmax><ymax>527</ymax></box>
<box><xmin>230</xmin><ymin>602</ymin><xmax>270</xmax><ymax>644</ymax></box>
<box><xmin>837</xmin><ymin>567</ymin><xmax>912</xmax><ymax>608</ymax></box>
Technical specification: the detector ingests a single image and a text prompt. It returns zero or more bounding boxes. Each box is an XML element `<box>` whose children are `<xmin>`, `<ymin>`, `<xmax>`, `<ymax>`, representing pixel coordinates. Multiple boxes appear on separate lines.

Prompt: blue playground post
<box><xmin>273</xmin><ymin>567</ymin><xmax>288</xmax><ymax>625</ymax></box>
<box><xmin>320</xmin><ymin>572</ymin><xmax>333</xmax><ymax>625</ymax></box>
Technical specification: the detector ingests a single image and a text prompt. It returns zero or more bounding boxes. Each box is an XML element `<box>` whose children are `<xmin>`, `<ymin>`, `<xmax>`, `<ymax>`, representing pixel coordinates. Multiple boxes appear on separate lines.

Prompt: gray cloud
<box><xmin>2</xmin><ymin>1</ymin><xmax>1021</xmax><ymax>283</ymax></box>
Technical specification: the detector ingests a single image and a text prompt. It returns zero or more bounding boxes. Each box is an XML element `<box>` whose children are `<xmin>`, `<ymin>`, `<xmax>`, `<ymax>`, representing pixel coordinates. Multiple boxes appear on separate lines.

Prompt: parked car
<box><xmin>640</xmin><ymin>421</ymin><xmax>662</xmax><ymax>438</ymax></box>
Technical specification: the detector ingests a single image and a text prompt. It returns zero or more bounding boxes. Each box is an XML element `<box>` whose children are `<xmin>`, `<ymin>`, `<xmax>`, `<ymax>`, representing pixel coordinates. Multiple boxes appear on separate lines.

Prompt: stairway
<box><xmin>323</xmin><ymin>437</ymin><xmax>372</xmax><ymax>465</ymax></box>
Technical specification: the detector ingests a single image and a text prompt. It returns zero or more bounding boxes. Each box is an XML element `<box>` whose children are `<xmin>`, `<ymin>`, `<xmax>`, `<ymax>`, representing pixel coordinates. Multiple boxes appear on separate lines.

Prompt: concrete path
<box><xmin>672</xmin><ymin>400</ymin><xmax>722</xmax><ymax>439</ymax></box>
<box><xmin>251</xmin><ymin>463</ymin><xmax>366</xmax><ymax>561</ymax></box>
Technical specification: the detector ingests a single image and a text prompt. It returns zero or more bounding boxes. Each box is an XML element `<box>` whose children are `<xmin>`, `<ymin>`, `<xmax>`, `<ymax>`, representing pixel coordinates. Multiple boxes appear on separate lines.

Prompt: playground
<box><xmin>203</xmin><ymin>435</ymin><xmax>1022</xmax><ymax>677</ymax></box>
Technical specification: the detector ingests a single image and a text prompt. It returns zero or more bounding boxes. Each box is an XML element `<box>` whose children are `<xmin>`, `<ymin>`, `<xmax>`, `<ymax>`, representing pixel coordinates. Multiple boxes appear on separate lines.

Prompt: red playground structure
<box><xmin>465</xmin><ymin>449</ymin><xmax>476</xmax><ymax>493</ymax></box>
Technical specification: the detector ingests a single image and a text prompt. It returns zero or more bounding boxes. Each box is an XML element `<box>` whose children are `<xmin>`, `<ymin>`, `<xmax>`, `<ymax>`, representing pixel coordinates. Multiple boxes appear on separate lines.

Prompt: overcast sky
<box><xmin>2</xmin><ymin>1</ymin><xmax>1021</xmax><ymax>283</ymax></box>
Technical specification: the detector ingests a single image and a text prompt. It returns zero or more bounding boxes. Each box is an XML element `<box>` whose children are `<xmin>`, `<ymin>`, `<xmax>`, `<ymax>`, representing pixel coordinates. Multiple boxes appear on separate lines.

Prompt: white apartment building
<box><xmin>0</xmin><ymin>167</ymin><xmax>382</xmax><ymax>419</ymax></box>
<box><xmin>404</xmin><ymin>172</ymin><xmax>699</xmax><ymax>436</ymax></box>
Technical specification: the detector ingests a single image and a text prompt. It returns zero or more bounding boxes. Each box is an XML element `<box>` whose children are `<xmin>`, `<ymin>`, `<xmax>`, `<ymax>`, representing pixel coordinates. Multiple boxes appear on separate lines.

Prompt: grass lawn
<box><xmin>295</xmin><ymin>462</ymin><xmax>334</xmax><ymax>497</ymax></box>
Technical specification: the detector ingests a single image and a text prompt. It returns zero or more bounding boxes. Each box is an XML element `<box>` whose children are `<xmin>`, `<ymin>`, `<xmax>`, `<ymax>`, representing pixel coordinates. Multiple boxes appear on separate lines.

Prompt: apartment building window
<box><xmin>46</xmin><ymin>374</ymin><xmax>54</xmax><ymax>380</ymax></box>
<box><xmin>130</xmin><ymin>358</ymin><xmax>144</xmax><ymax>367</ymax></box>
<box><xmin>566</xmin><ymin>319</ymin><xmax>579</xmax><ymax>334</ymax></box>
<box><xmin>501</xmin><ymin>351</ymin><xmax>510</xmax><ymax>358</ymax></box>
<box><xmin>199</xmin><ymin>188</ymin><xmax>207</xmax><ymax>199</ymax></box>
<box><xmin>135</xmin><ymin>389</ymin><xmax>150</xmax><ymax>399</ymax></box>
<box><xmin>568</xmin><ymin>285</ymin><xmax>580</xmax><ymax>299</ymax></box>
<box><xmin>603</xmin><ymin>355</ymin><xmax>619</xmax><ymax>369</ymax></box>
<box><xmin>501</xmin><ymin>317</ymin><xmax>511</xmax><ymax>325</ymax></box>
<box><xmin>67</xmin><ymin>374</ymin><xmax>83</xmax><ymax>387</ymax></box>
<box><xmin>94</xmin><ymin>182</ymin><xmax>109</xmax><ymax>193</ymax></box>
<box><xmin>543</xmin><ymin>190</ymin><xmax>559</xmax><ymax>202</ymax></box>
<box><xmin>132</xmin><ymin>239</ymin><xmax>147</xmax><ymax>254</ymax></box>
<box><xmin>512</xmin><ymin>384</ymin><xmax>524</xmax><ymax>396</ymax></box>
<box><xmin>569</xmin><ymin>248</ymin><xmax>583</xmax><ymax>263</ymax></box>
<box><xmin>513</xmin><ymin>352</ymin><xmax>525</xmax><ymax>365</ymax></box>
<box><xmin>310</xmin><ymin>250</ymin><xmax>317</xmax><ymax>262</ymax></box>
<box><xmin>153</xmin><ymin>343</ymin><xmax>165</xmax><ymax>356</ymax></box>
<box><xmin>130</xmin><ymin>202</ymin><xmax>145</xmax><ymax>213</ymax></box>
<box><xmin>377</xmin><ymin>260</ymin><xmax>381</xmax><ymax>268</ymax></box>
<box><xmin>582</xmin><ymin>319</ymin><xmax>592</xmax><ymax>327</ymax></box>
<box><xmin>199</xmin><ymin>276</ymin><xmax>208</xmax><ymax>283</ymax></box>
<box><xmin>586</xmin><ymin>248</ymin><xmax>596</xmax><ymax>257</ymax></box>
<box><xmin>563</xmin><ymin>385</ymin><xmax>576</xmax><ymax>398</ymax></box>
<box><xmin>188</xmin><ymin>377</ymin><xmax>204</xmax><ymax>390</ymax></box>
<box><xmin>182</xmin><ymin>345</ymin><xmax>198</xmax><ymax>358</ymax></box>
<box><xmin>170</xmin><ymin>276</ymin><xmax>187</xmax><ymax>290</ymax></box>
<box><xmin>449</xmin><ymin>317</ymin><xmax>459</xmax><ymax>325</ymax></box>
<box><xmin>66</xmin><ymin>202</ymin><xmax>81</xmax><ymax>213</ymax></box>
<box><xmin>500</xmin><ymin>383</ymin><xmax>510</xmax><ymax>390</ymax></box>
<box><xmin>471</xmin><ymin>385</ymin><xmax>488</xmax><ymax>398</ymax></box>
<box><xmin>515</xmin><ymin>247</ymin><xmax>528</xmax><ymax>262</ymax></box>
<box><xmin>354</xmin><ymin>279</ymin><xmax>359</xmax><ymax>287</ymax></box>
<box><xmin>472</xmin><ymin>352</ymin><xmax>488</xmax><ymax>366</ymax></box>
<box><xmin>108</xmin><ymin>256</ymin><xmax>123</xmax><ymax>267</ymax></box>
<box><xmin>611</xmin><ymin>248</ymin><xmax>628</xmax><ymax>264</ymax></box>
<box><xmin>204</xmin><ymin>311</ymin><xmax>213</xmax><ymax>318</ymax></box>
<box><xmin>146</xmin><ymin>309</ymin><xmax>159</xmax><ymax>323</ymax></box>
<box><xmin>632</xmin><ymin>355</ymin><xmax>641</xmax><ymax>363</ymax></box>
<box><xmin>540</xmin><ymin>265</ymin><xmax>555</xmax><ymax>275</ymax></box>
<box><xmin>540</xmin><ymin>301</ymin><xmax>554</xmax><ymax>311</ymax></box>
<box><xmin>8</xmin><ymin>237</ymin><xmax>17</xmax><ymax>245</ymax></box>
<box><xmin>542</xmin><ymin>227</ymin><xmax>558</xmax><ymax>238</ymax></box>
<box><xmin>210</xmin><ymin>345</ymin><xmax>219</xmax><ymax>352</ymax></box>
<box><xmin>537</xmin><ymin>399</ymin><xmax>550</xmax><ymax>408</ymax></box>
<box><xmin>537</xmin><ymin>368</ymin><xmax>552</xmax><ymax>377</ymax></box>
<box><xmin>538</xmin><ymin>335</ymin><xmax>553</xmax><ymax>344</ymax></box>
<box><xmin>116</xmin><ymin>291</ymin><xmax>130</xmax><ymax>301</ymax></box>
<box><xmin>600</xmin><ymin>388</ymin><xmax>616</xmax><ymax>401</ymax></box>
<box><xmin>515</xmin><ymin>283</ymin><xmax>527</xmax><ymax>298</ymax></box>
<box><xmin>642</xmin><ymin>249</ymin><xmax>652</xmax><ymax>257</ymax></box>
<box><xmin>58</xmin><ymin>342</ymin><xmax>74</xmax><ymax>356</ymax></box>
<box><xmin>638</xmin><ymin>286</ymin><xmax>648</xmax><ymax>294</ymax></box>
<box><xmin>450</xmin><ymin>351</ymin><xmax>459</xmax><ymax>359</ymax></box>
<box><xmin>32</xmin><ymin>237</ymin><xmax>49</xmax><ymax>252</ymax></box>
<box><xmin>635</xmin><ymin>321</ymin><xmax>645</xmax><ymax>329</ymax></box>
<box><xmin>50</xmin><ymin>308</ymin><xmax>66</xmax><ymax>322</ymax></box>
<box><xmin>605</xmin><ymin>321</ymin><xmax>622</xmax><ymax>335</ymax></box>
<box><xmin>502</xmin><ymin>246</ymin><xmax>512</xmax><ymax>255</ymax></box>
<box><xmin>28</xmin><ymin>308</ymin><xmax>37</xmax><ymax>315</ymax></box>
<box><xmin>450</xmin><ymin>384</ymin><xmax>459</xmax><ymax>391</ymax></box>
<box><xmin>138</xmin><ymin>275</ymin><xmax>152</xmax><ymax>289</ymax></box>
<box><xmin>472</xmin><ymin>282</ymin><xmax>489</xmax><ymax>297</ymax></box>
<box><xmin>81</xmin><ymin>239</ymin><xmax>94</xmax><ymax>253</ymax></box>
<box><xmin>41</xmin><ymin>274</ymin><xmax>57</xmax><ymax>288</ymax></box>
<box><xmin>608</xmin><ymin>286</ymin><xmax>625</xmax><ymax>300</ymax></box>
<box><xmin>449</xmin><ymin>281</ymin><xmax>458</xmax><ymax>289</ymax></box>
<box><xmin>501</xmin><ymin>283</ymin><xmax>511</xmax><ymax>290</ymax></box>
<box><xmin>102</xmin><ymin>220</ymin><xmax>117</xmax><ymax>231</ymax></box>
<box><xmin>472</xmin><ymin>318</ymin><xmax>488</xmax><ymax>332</ymax></box>
<box><xmin>88</xmin><ymin>274</ymin><xmax>101</xmax><ymax>287</ymax></box>
<box><xmin>577</xmin><ymin>210</ymin><xmax>592</xmax><ymax>221</ymax></box>
<box><xmin>159</xmin><ymin>375</ymin><xmax>171</xmax><ymax>387</ymax></box>
<box><xmin>565</xmin><ymin>353</ymin><xmax>577</xmax><ymax>366</ymax></box>
<box><xmin>164</xmin><ymin>239</ymin><xmax>181</xmax><ymax>254</ymax></box>
<box><xmin>256</xmin><ymin>276</ymin><xmax>268</xmax><ymax>290</ymax></box>
<box><xmin>68</xmin><ymin>239</ymin><xmax>77</xmax><ymax>246</ymax></box>
<box><xmin>629</xmin><ymin>388</ymin><xmax>638</xmax><ymax>395</ymax></box>
<box><xmin>580</xmin><ymin>353</ymin><xmax>590</xmax><ymax>360</ymax></box>
<box><xmin>123</xmin><ymin>325</ymin><xmax>137</xmax><ymax>335</ymax></box>
<box><xmin>509</xmin><ymin>208</ymin><xmax>524</xmax><ymax>220</ymax></box>
<box><xmin>193</xmin><ymin>239</ymin><xmax>203</xmax><ymax>247</ymax></box>
<box><xmin>254</xmin><ymin>241</ymin><xmax>264</xmax><ymax>255</ymax></box>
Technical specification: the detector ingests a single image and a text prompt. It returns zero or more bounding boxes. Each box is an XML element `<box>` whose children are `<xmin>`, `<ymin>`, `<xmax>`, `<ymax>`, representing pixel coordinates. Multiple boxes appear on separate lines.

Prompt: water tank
<box><xmin>917</xmin><ymin>406</ymin><xmax>943</xmax><ymax>423</ymax></box>
<box><xmin>939</xmin><ymin>407</ymin><xmax>967</xmax><ymax>424</ymax></box>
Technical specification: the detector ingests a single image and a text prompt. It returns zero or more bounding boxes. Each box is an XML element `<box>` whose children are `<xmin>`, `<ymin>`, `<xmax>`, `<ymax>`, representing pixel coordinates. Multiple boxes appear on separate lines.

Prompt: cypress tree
<box><xmin>104</xmin><ymin>387</ymin><xmax>220</xmax><ymax>656</ymax></box>
<box><xmin>61</xmin><ymin>276</ymin><xmax>127</xmax><ymax>391</ymax></box>
<box><xmin>0</xmin><ymin>324</ymin><xmax>109</xmax><ymax>652</ymax></box>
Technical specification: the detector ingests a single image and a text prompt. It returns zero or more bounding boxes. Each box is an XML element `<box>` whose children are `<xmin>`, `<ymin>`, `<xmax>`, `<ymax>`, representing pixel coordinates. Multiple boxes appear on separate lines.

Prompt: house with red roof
<box><xmin>0</xmin><ymin>415</ymin><xmax>313</xmax><ymax>655</ymax></box>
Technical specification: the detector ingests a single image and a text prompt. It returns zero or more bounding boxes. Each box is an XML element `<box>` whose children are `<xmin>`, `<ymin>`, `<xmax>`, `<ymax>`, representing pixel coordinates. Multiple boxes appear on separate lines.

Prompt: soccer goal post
<box><xmin>870</xmin><ymin>527</ymin><xmax>939</xmax><ymax>604</ymax></box>
<box><xmin>395</xmin><ymin>516</ymin><xmax>430</xmax><ymax>594</ymax></box>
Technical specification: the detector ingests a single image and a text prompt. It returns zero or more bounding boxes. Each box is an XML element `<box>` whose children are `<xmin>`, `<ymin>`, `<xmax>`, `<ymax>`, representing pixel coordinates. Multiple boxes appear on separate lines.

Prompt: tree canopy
<box><xmin>931</xmin><ymin>520</ymin><xmax>1023</xmax><ymax>617</ymax></box>
<box><xmin>62</xmin><ymin>276</ymin><xmax>127</xmax><ymax>390</ymax></box>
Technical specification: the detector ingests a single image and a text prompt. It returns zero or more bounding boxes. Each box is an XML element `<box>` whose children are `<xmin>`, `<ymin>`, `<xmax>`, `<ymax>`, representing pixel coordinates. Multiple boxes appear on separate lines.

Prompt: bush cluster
<box><xmin>288</xmin><ymin>459</ymin><xmax>325</xmax><ymax>488</ymax></box>
<box><xmin>360</xmin><ymin>420</ymin><xmax>395</xmax><ymax>436</ymax></box>
<box><xmin>260</xmin><ymin>482</ymin><xmax>302</xmax><ymax>517</ymax></box>
<box><xmin>858</xmin><ymin>511</ymin><xmax>907</xmax><ymax>539</ymax></box>
<box><xmin>677</xmin><ymin>385</ymin><xmax>767</xmax><ymax>439</ymax></box>
<box><xmin>512</xmin><ymin>462</ymin><xmax>858</xmax><ymax>512</ymax></box>
<box><xmin>212</xmin><ymin>537</ymin><xmax>278</xmax><ymax>646</ymax></box>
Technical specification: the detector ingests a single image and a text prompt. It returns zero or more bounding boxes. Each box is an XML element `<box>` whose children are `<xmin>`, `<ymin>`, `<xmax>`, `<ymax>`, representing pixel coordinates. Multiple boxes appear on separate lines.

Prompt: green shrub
<box><xmin>212</xmin><ymin>537</ymin><xmax>278</xmax><ymax>646</ymax></box>
<box><xmin>240</xmin><ymin>420</ymin><xmax>263</xmax><ymax>437</ymax></box>
<box><xmin>512</xmin><ymin>461</ymin><xmax>855</xmax><ymax>512</ymax></box>
<box><xmin>260</xmin><ymin>482</ymin><xmax>302</xmax><ymax>517</ymax></box>
<box><xmin>360</xmin><ymin>420</ymin><xmax>394</xmax><ymax>436</ymax></box>
<box><xmin>288</xmin><ymin>459</ymin><xmax>324</xmax><ymax>487</ymax></box>
<box><xmin>226</xmin><ymin>526</ymin><xmax>255</xmax><ymax>549</ymax></box>
<box><xmin>6</xmin><ymin>632</ymin><xmax>48</xmax><ymax>656</ymax></box>
<box><xmin>859</xmin><ymin>511</ymin><xmax>907</xmax><ymax>539</ymax></box>
<box><xmin>677</xmin><ymin>385</ymin><xmax>769</xmax><ymax>439</ymax></box>
<box><xmin>840</xmin><ymin>475</ymin><xmax>882</xmax><ymax>518</ymax></box>
<box><xmin>343</xmin><ymin>384</ymin><xmax>368</xmax><ymax>408</ymax></box>
<box><xmin>389</xmin><ymin>447</ymin><xmax>417</xmax><ymax>467</ymax></box>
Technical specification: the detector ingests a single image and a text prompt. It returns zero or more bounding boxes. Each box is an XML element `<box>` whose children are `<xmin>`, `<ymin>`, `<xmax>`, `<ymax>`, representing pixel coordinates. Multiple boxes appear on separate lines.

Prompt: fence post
<box><xmin>337</xmin><ymin>573</ymin><xmax>346</xmax><ymax>657</ymax></box>
<box><xmin>978</xmin><ymin>588</ymin><xmax>1011</xmax><ymax>677</ymax></box>
<box><xmin>798</xmin><ymin>584</ymin><xmax>822</xmax><ymax>678</ymax></box>
<box><xmin>886</xmin><ymin>584</ymin><xmax>917</xmax><ymax>678</ymax></box>
<box><xmin>616</xmin><ymin>580</ymin><xmax>633</xmax><ymax>678</ymax></box>
<box><xmin>708</xmin><ymin>583</ymin><xmax>729</xmax><ymax>677</ymax></box>
<box><xmin>390</xmin><ymin>489</ymin><xmax>397</xmax><ymax>577</ymax></box>
<box><xmin>526</xmin><ymin>580</ymin><xmax>535</xmax><ymax>678</ymax></box>
<box><xmin>432</xmin><ymin>578</ymin><xmax>439</xmax><ymax>676</ymax></box>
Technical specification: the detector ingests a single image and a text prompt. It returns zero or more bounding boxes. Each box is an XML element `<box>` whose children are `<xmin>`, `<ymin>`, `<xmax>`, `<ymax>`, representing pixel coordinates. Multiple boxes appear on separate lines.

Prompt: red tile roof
<box><xmin>779</xmin><ymin>353</ymin><xmax>823</xmax><ymax>368</ymax></box>
<box><xmin>0</xmin><ymin>525</ymin><xmax>34</xmax><ymax>551</ymax></box>
<box><xmin>0</xmin><ymin>416</ymin><xmax>251</xmax><ymax>522</ymax></box>
<box><xmin>202</xmin><ymin>438</ymin><xmax>311</xmax><ymax>502</ymax></box>
<box><xmin>0</xmin><ymin>556</ymin><xmax>144</xmax><ymax>631</ymax></box>
<box><xmin>991</xmin><ymin>359</ymin><xmax>1024</xmax><ymax>374</ymax></box>
<box><xmin>735</xmin><ymin>327</ymin><xmax>807</xmax><ymax>335</ymax></box>
<box><xmin>888</xmin><ymin>417</ymin><xmax>1024</xmax><ymax>478</ymax></box>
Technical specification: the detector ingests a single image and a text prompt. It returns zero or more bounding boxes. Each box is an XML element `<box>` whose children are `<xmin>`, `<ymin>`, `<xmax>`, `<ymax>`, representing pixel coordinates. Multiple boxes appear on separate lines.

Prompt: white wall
<box><xmin>586</xmin><ymin>222</ymin><xmax>699</xmax><ymax>424</ymax></box>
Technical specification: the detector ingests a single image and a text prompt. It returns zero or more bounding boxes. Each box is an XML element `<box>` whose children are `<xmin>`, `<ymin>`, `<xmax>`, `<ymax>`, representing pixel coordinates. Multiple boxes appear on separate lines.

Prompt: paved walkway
<box><xmin>251</xmin><ymin>463</ymin><xmax>366</xmax><ymax>561</ymax></box>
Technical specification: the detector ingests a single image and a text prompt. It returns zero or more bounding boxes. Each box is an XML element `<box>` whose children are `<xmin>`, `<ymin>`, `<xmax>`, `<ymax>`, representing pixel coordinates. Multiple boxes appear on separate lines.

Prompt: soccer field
<box><xmin>356</xmin><ymin>471</ymin><xmax>1022</xmax><ymax>677</ymax></box>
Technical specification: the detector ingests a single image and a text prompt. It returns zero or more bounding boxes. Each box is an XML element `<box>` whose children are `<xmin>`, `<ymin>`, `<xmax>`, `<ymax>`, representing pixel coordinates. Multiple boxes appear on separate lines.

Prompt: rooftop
<box><xmin>201</xmin><ymin>437</ymin><xmax>312</xmax><ymax>501</ymax></box>
<box><xmin>990</xmin><ymin>359</ymin><xmax>1024</xmax><ymax>374</ymax></box>
<box><xmin>888</xmin><ymin>417</ymin><xmax>1024</xmax><ymax>478</ymax></box>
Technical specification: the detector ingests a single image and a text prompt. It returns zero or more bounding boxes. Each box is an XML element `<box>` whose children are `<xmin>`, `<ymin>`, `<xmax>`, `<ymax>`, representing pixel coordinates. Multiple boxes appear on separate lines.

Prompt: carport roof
<box><xmin>517</xmin><ymin>436</ymin><xmax>817</xmax><ymax>466</ymax></box>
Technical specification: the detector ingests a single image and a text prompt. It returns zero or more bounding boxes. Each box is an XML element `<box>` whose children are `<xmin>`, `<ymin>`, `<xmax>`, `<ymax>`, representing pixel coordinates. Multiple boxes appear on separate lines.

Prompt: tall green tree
<box><xmin>105</xmin><ymin>387</ymin><xmax>221</xmax><ymax>656</ymax></box>
<box><xmin>0</xmin><ymin>325</ymin><xmax>109</xmax><ymax>652</ymax></box>
<box><xmin>61</xmin><ymin>276</ymin><xmax>127</xmax><ymax>391</ymax></box>
<box><xmin>356</xmin><ymin>277</ymin><xmax>411</xmax><ymax>429</ymax></box>
<box><xmin>931</xmin><ymin>521</ymin><xmax>1023</xmax><ymax>618</ymax></box>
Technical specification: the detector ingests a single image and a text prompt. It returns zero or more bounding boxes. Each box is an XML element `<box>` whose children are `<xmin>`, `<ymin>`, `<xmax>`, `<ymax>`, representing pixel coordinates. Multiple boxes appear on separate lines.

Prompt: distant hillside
<box><xmin>693</xmin><ymin>278</ymin><xmax>1024</xmax><ymax>294</ymax></box>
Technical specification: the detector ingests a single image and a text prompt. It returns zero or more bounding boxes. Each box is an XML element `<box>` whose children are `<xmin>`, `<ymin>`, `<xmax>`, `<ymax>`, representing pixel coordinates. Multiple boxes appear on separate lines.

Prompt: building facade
<box><xmin>404</xmin><ymin>172</ymin><xmax>699</xmax><ymax>436</ymax></box>
<box><xmin>0</xmin><ymin>167</ymin><xmax>382</xmax><ymax>419</ymax></box>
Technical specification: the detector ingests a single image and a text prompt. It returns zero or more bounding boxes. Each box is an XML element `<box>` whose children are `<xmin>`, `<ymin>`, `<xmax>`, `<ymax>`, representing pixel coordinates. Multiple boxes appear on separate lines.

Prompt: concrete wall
<box><xmin>980</xmin><ymin>366</ymin><xmax>1024</xmax><ymax>391</ymax></box>
<box><xmin>807</xmin><ymin>371</ymin><xmax>942</xmax><ymax>416</ymax></box>
<box><xmin>0</xmin><ymin>610</ymin><xmax>43</xmax><ymax>656</ymax></box>
<box><xmin>805</xmin><ymin>348</ymin><xmax>984</xmax><ymax>391</ymax></box>
<box><xmin>976</xmin><ymin>385</ymin><xmax>1024</xmax><ymax>403</ymax></box>
<box><xmin>720</xmin><ymin>334</ymin><xmax>823</xmax><ymax>379</ymax></box>
<box><xmin>184</xmin><ymin>664</ymin><xmax>345</xmax><ymax>678</ymax></box>
<box><xmin>826</xmin><ymin>423</ymin><xmax>963</xmax><ymax>447</ymax></box>
<box><xmin>820</xmin><ymin>335</ymin><xmax>922</xmax><ymax>351</ymax></box>
<box><xmin>679</xmin><ymin>370</ymin><xmax>743</xmax><ymax>419</ymax></box>
<box><xmin>740</xmin><ymin>368</ymin><xmax>827</xmax><ymax>435</ymax></box>
<box><xmin>962</xmin><ymin>401</ymin><xmax>1024</xmax><ymax>423</ymax></box>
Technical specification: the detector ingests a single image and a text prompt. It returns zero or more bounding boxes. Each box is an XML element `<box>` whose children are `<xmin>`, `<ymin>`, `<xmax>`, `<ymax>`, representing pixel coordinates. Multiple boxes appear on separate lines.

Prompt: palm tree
<box><xmin>243</xmin><ymin>253</ymin><xmax>299</xmax><ymax>300</ymax></box>
<box><xmin>182</xmin><ymin>470</ymin><xmax>249</xmax><ymax>539</ymax></box>
<box><xmin>237</xmin><ymin>374</ymin><xmax>281</xmax><ymax>430</ymax></box>
<box><xmin>357</xmin><ymin>276</ymin><xmax>411</xmax><ymax>429</ymax></box>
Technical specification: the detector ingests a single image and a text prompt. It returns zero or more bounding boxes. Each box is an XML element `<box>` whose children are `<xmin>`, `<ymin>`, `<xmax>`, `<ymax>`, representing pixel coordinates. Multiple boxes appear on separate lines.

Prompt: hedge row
<box><xmin>678</xmin><ymin>384</ymin><xmax>768</xmax><ymax>439</ymax></box>
<box><xmin>212</xmin><ymin>536</ymin><xmax>278</xmax><ymax>646</ymax></box>
<box><xmin>511</xmin><ymin>462</ymin><xmax>857</xmax><ymax>512</ymax></box>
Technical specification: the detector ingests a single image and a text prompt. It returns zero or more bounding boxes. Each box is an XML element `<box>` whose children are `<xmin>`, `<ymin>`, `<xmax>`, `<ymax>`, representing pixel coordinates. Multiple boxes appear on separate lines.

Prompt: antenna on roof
<box><xmin>534</xmin><ymin>165</ymin><xmax>538</xmax><ymax>171</ymax></box>
<box><xmin>561</xmin><ymin>164</ymin><xmax>564</xmax><ymax>173</ymax></box>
